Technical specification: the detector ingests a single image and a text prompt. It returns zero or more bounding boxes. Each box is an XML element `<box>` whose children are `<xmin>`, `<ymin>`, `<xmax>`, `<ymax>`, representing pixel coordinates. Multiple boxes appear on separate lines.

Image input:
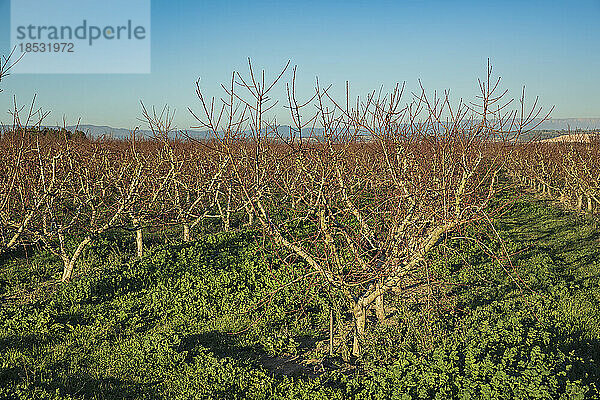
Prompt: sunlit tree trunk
<box><xmin>352</xmin><ymin>305</ymin><xmax>366</xmax><ymax>357</ymax></box>
<box><xmin>133</xmin><ymin>217</ymin><xmax>143</xmax><ymax>258</ymax></box>
<box><xmin>183</xmin><ymin>222</ymin><xmax>191</xmax><ymax>241</ymax></box>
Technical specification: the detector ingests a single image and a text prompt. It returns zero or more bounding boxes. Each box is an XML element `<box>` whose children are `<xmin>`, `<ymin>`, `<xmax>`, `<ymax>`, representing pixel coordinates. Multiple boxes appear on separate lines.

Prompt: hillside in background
<box><xmin>66</xmin><ymin>119</ymin><xmax>600</xmax><ymax>138</ymax></box>
<box><xmin>2</xmin><ymin>118</ymin><xmax>599</xmax><ymax>141</ymax></box>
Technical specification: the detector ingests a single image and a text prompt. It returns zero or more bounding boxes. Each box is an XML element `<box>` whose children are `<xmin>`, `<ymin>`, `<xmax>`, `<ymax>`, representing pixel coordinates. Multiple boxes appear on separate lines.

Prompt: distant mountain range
<box><xmin>9</xmin><ymin>124</ymin><xmax>328</xmax><ymax>140</ymax></box>
<box><xmin>66</xmin><ymin>119</ymin><xmax>600</xmax><ymax>137</ymax></box>
<box><xmin>533</xmin><ymin>118</ymin><xmax>600</xmax><ymax>131</ymax></box>
<box><xmin>3</xmin><ymin>118</ymin><xmax>599</xmax><ymax>139</ymax></box>
<box><xmin>65</xmin><ymin>125</ymin><xmax>209</xmax><ymax>138</ymax></box>
<box><xmin>69</xmin><ymin>125</ymin><xmax>332</xmax><ymax>139</ymax></box>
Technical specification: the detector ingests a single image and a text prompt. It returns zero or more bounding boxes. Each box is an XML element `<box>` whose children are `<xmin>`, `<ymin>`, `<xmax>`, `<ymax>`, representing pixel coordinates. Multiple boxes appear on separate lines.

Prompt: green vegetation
<box><xmin>1</xmin><ymin>193</ymin><xmax>599</xmax><ymax>399</ymax></box>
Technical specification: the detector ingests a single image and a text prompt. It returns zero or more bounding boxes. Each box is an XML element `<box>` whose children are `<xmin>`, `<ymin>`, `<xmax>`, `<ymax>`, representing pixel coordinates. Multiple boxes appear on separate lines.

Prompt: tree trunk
<box><xmin>246</xmin><ymin>208</ymin><xmax>254</xmax><ymax>227</ymax></box>
<box><xmin>588</xmin><ymin>195</ymin><xmax>593</xmax><ymax>213</ymax></box>
<box><xmin>133</xmin><ymin>218</ymin><xmax>143</xmax><ymax>258</ymax></box>
<box><xmin>352</xmin><ymin>305</ymin><xmax>366</xmax><ymax>357</ymax></box>
<box><xmin>225</xmin><ymin>186</ymin><xmax>232</xmax><ymax>232</ymax></box>
<box><xmin>224</xmin><ymin>214</ymin><xmax>230</xmax><ymax>232</ymax></box>
<box><xmin>61</xmin><ymin>258</ymin><xmax>74</xmax><ymax>282</ymax></box>
<box><xmin>329</xmin><ymin>307</ymin><xmax>334</xmax><ymax>356</ymax></box>
<box><xmin>61</xmin><ymin>235</ymin><xmax>93</xmax><ymax>282</ymax></box>
<box><xmin>183</xmin><ymin>223</ymin><xmax>191</xmax><ymax>242</ymax></box>
<box><xmin>136</xmin><ymin>227</ymin><xmax>143</xmax><ymax>258</ymax></box>
<box><xmin>375</xmin><ymin>282</ymin><xmax>385</xmax><ymax>322</ymax></box>
<box><xmin>577</xmin><ymin>193</ymin><xmax>583</xmax><ymax>211</ymax></box>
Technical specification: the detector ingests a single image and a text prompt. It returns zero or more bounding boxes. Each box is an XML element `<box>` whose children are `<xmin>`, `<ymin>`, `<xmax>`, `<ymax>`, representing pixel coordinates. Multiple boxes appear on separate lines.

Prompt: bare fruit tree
<box><xmin>0</xmin><ymin>95</ymin><xmax>52</xmax><ymax>255</ymax></box>
<box><xmin>190</xmin><ymin>60</ymin><xmax>551</xmax><ymax>356</ymax></box>
<box><xmin>32</xmin><ymin>136</ymin><xmax>143</xmax><ymax>281</ymax></box>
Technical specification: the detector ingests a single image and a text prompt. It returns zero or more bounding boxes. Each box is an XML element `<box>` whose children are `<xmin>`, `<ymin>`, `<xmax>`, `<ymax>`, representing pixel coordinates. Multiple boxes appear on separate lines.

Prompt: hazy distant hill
<box><xmin>67</xmin><ymin>119</ymin><xmax>600</xmax><ymax>137</ymax></box>
<box><xmin>69</xmin><ymin>125</ymin><xmax>209</xmax><ymax>138</ymax></box>
<box><xmin>534</xmin><ymin>118</ymin><xmax>600</xmax><ymax>130</ymax></box>
<box><xmin>66</xmin><ymin>125</ymin><xmax>327</xmax><ymax>139</ymax></box>
<box><xmin>58</xmin><ymin>125</ymin><xmax>324</xmax><ymax>139</ymax></box>
<box><xmin>3</xmin><ymin>119</ymin><xmax>599</xmax><ymax>139</ymax></box>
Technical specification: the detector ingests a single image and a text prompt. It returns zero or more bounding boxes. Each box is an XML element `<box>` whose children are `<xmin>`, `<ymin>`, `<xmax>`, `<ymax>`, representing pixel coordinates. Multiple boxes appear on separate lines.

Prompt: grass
<box><xmin>0</xmin><ymin>192</ymin><xmax>599</xmax><ymax>399</ymax></box>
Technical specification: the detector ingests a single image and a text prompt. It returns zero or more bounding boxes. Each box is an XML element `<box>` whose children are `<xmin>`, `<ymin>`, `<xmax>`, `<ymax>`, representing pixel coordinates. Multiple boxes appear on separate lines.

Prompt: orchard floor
<box><xmin>1</xmin><ymin>192</ymin><xmax>599</xmax><ymax>399</ymax></box>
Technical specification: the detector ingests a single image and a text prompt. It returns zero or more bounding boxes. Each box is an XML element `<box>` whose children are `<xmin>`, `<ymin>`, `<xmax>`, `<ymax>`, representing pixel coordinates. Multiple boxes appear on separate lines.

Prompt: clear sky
<box><xmin>0</xmin><ymin>0</ymin><xmax>598</xmax><ymax>130</ymax></box>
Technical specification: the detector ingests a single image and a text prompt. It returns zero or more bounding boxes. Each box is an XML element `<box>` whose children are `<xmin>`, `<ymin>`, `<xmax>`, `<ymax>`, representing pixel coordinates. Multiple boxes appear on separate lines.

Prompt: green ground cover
<box><xmin>1</xmin><ymin>194</ymin><xmax>599</xmax><ymax>399</ymax></box>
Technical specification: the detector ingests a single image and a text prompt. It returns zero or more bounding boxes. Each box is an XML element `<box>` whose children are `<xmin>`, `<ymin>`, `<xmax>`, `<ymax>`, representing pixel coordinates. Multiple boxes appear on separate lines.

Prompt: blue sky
<box><xmin>0</xmin><ymin>0</ymin><xmax>598</xmax><ymax>130</ymax></box>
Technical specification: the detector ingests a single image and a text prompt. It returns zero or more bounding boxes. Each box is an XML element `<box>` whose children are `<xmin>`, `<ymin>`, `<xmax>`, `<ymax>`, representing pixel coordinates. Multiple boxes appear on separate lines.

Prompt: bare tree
<box><xmin>0</xmin><ymin>96</ymin><xmax>51</xmax><ymax>255</ymax></box>
<box><xmin>190</xmin><ymin>60</ymin><xmax>551</xmax><ymax>357</ymax></box>
<box><xmin>32</xmin><ymin>135</ymin><xmax>143</xmax><ymax>281</ymax></box>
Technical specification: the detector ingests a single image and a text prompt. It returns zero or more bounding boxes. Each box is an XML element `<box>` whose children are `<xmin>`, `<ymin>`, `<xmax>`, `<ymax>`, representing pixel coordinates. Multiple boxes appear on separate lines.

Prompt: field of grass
<box><xmin>1</xmin><ymin>192</ymin><xmax>599</xmax><ymax>399</ymax></box>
